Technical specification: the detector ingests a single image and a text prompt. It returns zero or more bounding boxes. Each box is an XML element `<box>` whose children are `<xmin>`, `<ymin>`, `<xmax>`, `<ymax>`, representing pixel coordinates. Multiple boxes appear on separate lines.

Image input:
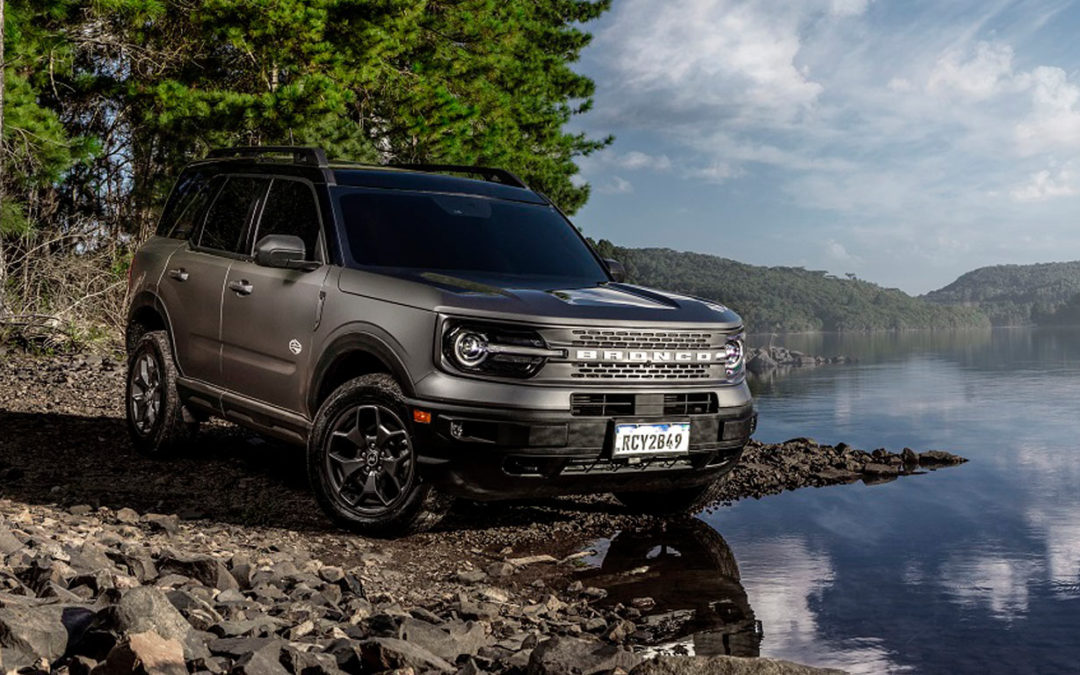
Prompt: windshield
<box><xmin>336</xmin><ymin>188</ymin><xmax>609</xmax><ymax>286</ymax></box>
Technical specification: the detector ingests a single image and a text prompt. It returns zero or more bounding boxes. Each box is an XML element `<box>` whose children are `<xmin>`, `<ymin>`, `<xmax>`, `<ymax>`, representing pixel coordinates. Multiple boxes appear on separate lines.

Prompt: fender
<box><xmin>126</xmin><ymin>290</ymin><xmax>179</xmax><ymax>360</ymax></box>
<box><xmin>307</xmin><ymin>328</ymin><xmax>416</xmax><ymax>416</ymax></box>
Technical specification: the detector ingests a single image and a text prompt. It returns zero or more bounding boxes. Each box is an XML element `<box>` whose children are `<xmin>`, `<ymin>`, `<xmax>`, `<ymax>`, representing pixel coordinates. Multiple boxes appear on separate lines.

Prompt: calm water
<box><xmin>578</xmin><ymin>327</ymin><xmax>1080</xmax><ymax>674</ymax></box>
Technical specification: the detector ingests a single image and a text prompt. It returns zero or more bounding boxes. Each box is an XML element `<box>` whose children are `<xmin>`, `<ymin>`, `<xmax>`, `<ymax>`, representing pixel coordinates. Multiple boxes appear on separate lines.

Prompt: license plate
<box><xmin>613</xmin><ymin>422</ymin><xmax>691</xmax><ymax>457</ymax></box>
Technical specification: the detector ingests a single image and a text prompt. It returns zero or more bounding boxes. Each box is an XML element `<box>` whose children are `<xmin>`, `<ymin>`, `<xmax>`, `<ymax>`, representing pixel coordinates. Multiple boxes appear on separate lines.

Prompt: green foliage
<box><xmin>596</xmin><ymin>242</ymin><xmax>990</xmax><ymax>333</ymax></box>
<box><xmin>924</xmin><ymin>261</ymin><xmax>1080</xmax><ymax>326</ymax></box>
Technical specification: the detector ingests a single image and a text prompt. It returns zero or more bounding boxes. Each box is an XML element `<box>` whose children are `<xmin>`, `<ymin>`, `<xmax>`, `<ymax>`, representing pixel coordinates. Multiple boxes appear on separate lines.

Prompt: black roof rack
<box><xmin>206</xmin><ymin>146</ymin><xmax>328</xmax><ymax>168</ymax></box>
<box><xmin>387</xmin><ymin>163</ymin><xmax>528</xmax><ymax>189</ymax></box>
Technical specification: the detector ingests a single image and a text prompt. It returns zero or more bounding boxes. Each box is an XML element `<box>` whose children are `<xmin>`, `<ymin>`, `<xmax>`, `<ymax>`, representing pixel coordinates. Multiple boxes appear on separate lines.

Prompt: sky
<box><xmin>567</xmin><ymin>0</ymin><xmax>1080</xmax><ymax>294</ymax></box>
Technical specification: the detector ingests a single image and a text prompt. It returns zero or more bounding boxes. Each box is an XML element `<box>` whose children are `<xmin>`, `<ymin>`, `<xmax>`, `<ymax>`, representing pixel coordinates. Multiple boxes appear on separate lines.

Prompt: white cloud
<box><xmin>829</xmin><ymin>0</ymin><xmax>869</xmax><ymax>17</ymax></box>
<box><xmin>1011</xmin><ymin>163</ymin><xmax>1078</xmax><ymax>202</ymax></box>
<box><xmin>826</xmin><ymin>240</ymin><xmax>857</xmax><ymax>262</ymax></box>
<box><xmin>1016</xmin><ymin>66</ymin><xmax>1080</xmax><ymax>154</ymax></box>
<box><xmin>597</xmin><ymin>0</ymin><xmax>825</xmax><ymax>126</ymax></box>
<box><xmin>616</xmin><ymin>151</ymin><xmax>673</xmax><ymax>171</ymax></box>
<box><xmin>686</xmin><ymin>162</ymin><xmax>741</xmax><ymax>184</ymax></box>
<box><xmin>927</xmin><ymin>41</ymin><xmax>1017</xmax><ymax>101</ymax></box>
<box><xmin>595</xmin><ymin>176</ymin><xmax>633</xmax><ymax>195</ymax></box>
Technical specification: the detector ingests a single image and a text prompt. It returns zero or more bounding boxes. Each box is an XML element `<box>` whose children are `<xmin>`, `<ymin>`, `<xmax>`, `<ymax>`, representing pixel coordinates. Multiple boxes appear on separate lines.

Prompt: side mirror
<box><xmin>254</xmin><ymin>234</ymin><xmax>321</xmax><ymax>271</ymax></box>
<box><xmin>604</xmin><ymin>258</ymin><xmax>627</xmax><ymax>283</ymax></box>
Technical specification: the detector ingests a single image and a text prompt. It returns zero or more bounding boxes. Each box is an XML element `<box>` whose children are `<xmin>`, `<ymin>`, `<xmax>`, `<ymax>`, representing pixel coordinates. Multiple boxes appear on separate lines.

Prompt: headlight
<box><xmin>443</xmin><ymin>322</ymin><xmax>564</xmax><ymax>378</ymax></box>
<box><xmin>723</xmin><ymin>335</ymin><xmax>744</xmax><ymax>377</ymax></box>
<box><xmin>452</xmin><ymin>331</ymin><xmax>489</xmax><ymax>367</ymax></box>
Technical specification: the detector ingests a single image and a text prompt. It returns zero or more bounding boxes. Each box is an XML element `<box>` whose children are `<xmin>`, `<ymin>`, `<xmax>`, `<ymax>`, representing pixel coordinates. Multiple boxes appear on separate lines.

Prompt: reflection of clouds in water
<box><xmin>737</xmin><ymin>536</ymin><xmax>909</xmax><ymax>674</ymax></box>
<box><xmin>941</xmin><ymin>554</ymin><xmax>1038</xmax><ymax>620</ymax></box>
<box><xmin>1015</xmin><ymin>444</ymin><xmax>1080</xmax><ymax>596</ymax></box>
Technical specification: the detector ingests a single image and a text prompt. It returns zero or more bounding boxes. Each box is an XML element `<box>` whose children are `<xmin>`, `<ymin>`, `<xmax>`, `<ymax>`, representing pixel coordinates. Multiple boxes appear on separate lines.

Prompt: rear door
<box><xmin>219</xmin><ymin>177</ymin><xmax>330</xmax><ymax>413</ymax></box>
<box><xmin>156</xmin><ymin>172</ymin><xmax>228</xmax><ymax>383</ymax></box>
<box><xmin>165</xmin><ymin>174</ymin><xmax>269</xmax><ymax>385</ymax></box>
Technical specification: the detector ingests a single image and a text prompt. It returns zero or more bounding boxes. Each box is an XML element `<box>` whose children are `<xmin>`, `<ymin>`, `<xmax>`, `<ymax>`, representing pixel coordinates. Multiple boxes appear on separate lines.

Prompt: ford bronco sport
<box><xmin>125</xmin><ymin>146</ymin><xmax>756</xmax><ymax>535</ymax></box>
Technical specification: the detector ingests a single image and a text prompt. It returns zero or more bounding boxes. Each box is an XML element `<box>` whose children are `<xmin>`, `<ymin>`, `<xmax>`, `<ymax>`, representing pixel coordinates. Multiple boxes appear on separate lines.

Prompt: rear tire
<box><xmin>613</xmin><ymin>462</ymin><xmax>737</xmax><ymax>517</ymax></box>
<box><xmin>307</xmin><ymin>374</ymin><xmax>447</xmax><ymax>537</ymax></box>
<box><xmin>125</xmin><ymin>330</ymin><xmax>198</xmax><ymax>455</ymax></box>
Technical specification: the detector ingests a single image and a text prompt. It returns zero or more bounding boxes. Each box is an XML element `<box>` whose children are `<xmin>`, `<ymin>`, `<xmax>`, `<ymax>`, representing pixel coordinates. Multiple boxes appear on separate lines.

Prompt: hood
<box><xmin>338</xmin><ymin>267</ymin><xmax>743</xmax><ymax>328</ymax></box>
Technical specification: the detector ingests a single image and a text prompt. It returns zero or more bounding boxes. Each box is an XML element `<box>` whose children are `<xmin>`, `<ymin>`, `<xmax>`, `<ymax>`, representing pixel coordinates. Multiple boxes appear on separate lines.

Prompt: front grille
<box><xmin>570</xmin><ymin>329</ymin><xmax>714</xmax><ymax>350</ymax></box>
<box><xmin>663</xmin><ymin>393</ymin><xmax>718</xmax><ymax>415</ymax></box>
<box><xmin>570</xmin><ymin>392</ymin><xmax>719</xmax><ymax>417</ymax></box>
<box><xmin>571</xmin><ymin>393</ymin><xmax>635</xmax><ymax>417</ymax></box>
<box><xmin>571</xmin><ymin>362</ymin><xmax>712</xmax><ymax>380</ymax></box>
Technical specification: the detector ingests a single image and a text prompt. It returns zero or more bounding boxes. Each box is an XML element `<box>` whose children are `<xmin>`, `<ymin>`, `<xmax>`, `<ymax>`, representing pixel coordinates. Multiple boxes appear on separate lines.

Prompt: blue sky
<box><xmin>567</xmin><ymin>0</ymin><xmax>1080</xmax><ymax>294</ymax></box>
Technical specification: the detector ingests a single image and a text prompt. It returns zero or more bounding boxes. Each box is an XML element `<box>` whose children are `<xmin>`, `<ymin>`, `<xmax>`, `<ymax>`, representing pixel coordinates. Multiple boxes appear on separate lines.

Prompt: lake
<box><xmin>577</xmin><ymin>327</ymin><xmax>1080</xmax><ymax>674</ymax></box>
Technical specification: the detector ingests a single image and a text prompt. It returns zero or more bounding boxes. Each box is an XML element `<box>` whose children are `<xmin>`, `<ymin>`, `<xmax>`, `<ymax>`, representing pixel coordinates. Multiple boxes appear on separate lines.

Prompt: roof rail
<box><xmin>387</xmin><ymin>163</ymin><xmax>528</xmax><ymax>189</ymax></box>
<box><xmin>206</xmin><ymin>146</ymin><xmax>328</xmax><ymax>168</ymax></box>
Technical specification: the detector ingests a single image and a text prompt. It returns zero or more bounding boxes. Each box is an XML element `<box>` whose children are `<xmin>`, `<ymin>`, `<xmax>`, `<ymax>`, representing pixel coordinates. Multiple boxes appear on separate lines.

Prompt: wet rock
<box><xmin>526</xmin><ymin>636</ymin><xmax>641</xmax><ymax>675</ymax></box>
<box><xmin>631</xmin><ymin>655</ymin><xmax>846</xmax><ymax>674</ymax></box>
<box><xmin>901</xmin><ymin>448</ymin><xmax>920</xmax><ymax>466</ymax></box>
<box><xmin>861</xmin><ymin>463</ymin><xmax>899</xmax><ymax>477</ymax></box>
<box><xmin>919</xmin><ymin>450</ymin><xmax>967</xmax><ymax>466</ymax></box>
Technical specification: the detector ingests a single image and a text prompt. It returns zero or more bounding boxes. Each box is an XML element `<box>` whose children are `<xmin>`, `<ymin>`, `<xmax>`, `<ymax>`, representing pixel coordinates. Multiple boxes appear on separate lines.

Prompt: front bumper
<box><xmin>406</xmin><ymin>393</ymin><xmax>757</xmax><ymax>500</ymax></box>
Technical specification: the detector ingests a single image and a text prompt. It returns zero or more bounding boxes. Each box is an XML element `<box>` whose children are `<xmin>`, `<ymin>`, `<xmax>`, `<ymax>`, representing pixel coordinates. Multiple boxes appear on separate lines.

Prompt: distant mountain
<box><xmin>592</xmin><ymin>242</ymin><xmax>989</xmax><ymax>333</ymax></box>
<box><xmin>923</xmin><ymin>261</ymin><xmax>1080</xmax><ymax>326</ymax></box>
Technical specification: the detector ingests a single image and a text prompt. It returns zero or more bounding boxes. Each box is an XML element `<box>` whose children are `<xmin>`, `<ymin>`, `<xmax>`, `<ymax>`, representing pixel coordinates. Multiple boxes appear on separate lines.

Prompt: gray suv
<box><xmin>125</xmin><ymin>146</ymin><xmax>756</xmax><ymax>535</ymax></box>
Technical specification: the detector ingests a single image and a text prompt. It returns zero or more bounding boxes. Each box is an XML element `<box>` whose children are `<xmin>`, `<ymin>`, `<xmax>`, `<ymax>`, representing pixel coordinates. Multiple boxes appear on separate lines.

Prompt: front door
<box><xmin>220</xmin><ymin>177</ymin><xmax>330</xmax><ymax>413</ymax></box>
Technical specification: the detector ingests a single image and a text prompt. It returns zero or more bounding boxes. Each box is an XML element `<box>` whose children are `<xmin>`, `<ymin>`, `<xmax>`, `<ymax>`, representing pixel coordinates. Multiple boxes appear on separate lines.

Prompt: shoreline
<box><xmin>0</xmin><ymin>354</ymin><xmax>967</xmax><ymax>674</ymax></box>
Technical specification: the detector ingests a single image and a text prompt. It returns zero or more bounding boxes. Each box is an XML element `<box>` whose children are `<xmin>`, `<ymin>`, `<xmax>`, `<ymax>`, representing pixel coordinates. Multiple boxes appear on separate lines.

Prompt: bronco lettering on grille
<box><xmin>575</xmin><ymin>349</ymin><xmax>724</xmax><ymax>363</ymax></box>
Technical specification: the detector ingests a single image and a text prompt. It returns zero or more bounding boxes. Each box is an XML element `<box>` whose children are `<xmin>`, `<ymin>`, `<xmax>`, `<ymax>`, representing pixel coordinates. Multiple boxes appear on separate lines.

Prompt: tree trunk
<box><xmin>0</xmin><ymin>0</ymin><xmax>7</xmax><ymax>306</ymax></box>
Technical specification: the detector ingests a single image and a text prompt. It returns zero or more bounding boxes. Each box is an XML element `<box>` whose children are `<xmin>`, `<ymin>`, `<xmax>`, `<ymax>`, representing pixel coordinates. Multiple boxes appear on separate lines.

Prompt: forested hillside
<box><xmin>594</xmin><ymin>243</ymin><xmax>989</xmax><ymax>333</ymax></box>
<box><xmin>923</xmin><ymin>261</ymin><xmax>1080</xmax><ymax>325</ymax></box>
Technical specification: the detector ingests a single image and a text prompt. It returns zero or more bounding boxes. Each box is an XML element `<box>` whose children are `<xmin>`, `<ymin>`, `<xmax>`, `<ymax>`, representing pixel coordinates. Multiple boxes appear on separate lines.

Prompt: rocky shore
<box><xmin>745</xmin><ymin>346</ymin><xmax>855</xmax><ymax>375</ymax></box>
<box><xmin>0</xmin><ymin>352</ymin><xmax>965</xmax><ymax>674</ymax></box>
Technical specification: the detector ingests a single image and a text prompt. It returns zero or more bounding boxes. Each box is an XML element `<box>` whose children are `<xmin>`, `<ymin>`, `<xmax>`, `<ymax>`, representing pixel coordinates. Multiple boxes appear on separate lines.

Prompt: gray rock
<box><xmin>359</xmin><ymin>637</ymin><xmax>454</xmax><ymax>672</ymax></box>
<box><xmin>95</xmin><ymin>630</ymin><xmax>187</xmax><ymax>675</ymax></box>
<box><xmin>919</xmin><ymin>450</ymin><xmax>966</xmax><ymax>466</ymax></box>
<box><xmin>526</xmin><ymin>636</ymin><xmax>641</xmax><ymax>675</ymax></box>
<box><xmin>142</xmin><ymin>513</ymin><xmax>180</xmax><ymax>534</ymax></box>
<box><xmin>485</xmin><ymin>562</ymin><xmax>515</xmax><ymax>578</ymax></box>
<box><xmin>114</xmin><ymin>508</ymin><xmax>140</xmax><ymax>525</ymax></box>
<box><xmin>317</xmin><ymin>566</ymin><xmax>344</xmax><ymax>584</ymax></box>
<box><xmin>0</xmin><ymin>604</ymin><xmax>93</xmax><ymax>671</ymax></box>
<box><xmin>456</xmin><ymin>569</ymin><xmax>487</xmax><ymax>585</ymax></box>
<box><xmin>157</xmin><ymin>552</ymin><xmax>239</xmax><ymax>592</ymax></box>
<box><xmin>282</xmin><ymin>644</ymin><xmax>344</xmax><ymax>675</ymax></box>
<box><xmin>747</xmin><ymin>351</ymin><xmax>777</xmax><ymax>374</ymax></box>
<box><xmin>68</xmin><ymin>505</ymin><xmax>94</xmax><ymax>517</ymax></box>
<box><xmin>398</xmin><ymin>617</ymin><xmax>490</xmax><ymax>664</ymax></box>
<box><xmin>861</xmin><ymin>463</ymin><xmax>899</xmax><ymax>476</ymax></box>
<box><xmin>0</xmin><ymin>526</ymin><xmax>23</xmax><ymax>555</ymax></box>
<box><xmin>630</xmin><ymin>655</ymin><xmax>846</xmax><ymax>675</ymax></box>
<box><xmin>230</xmin><ymin>639</ymin><xmax>289</xmax><ymax>675</ymax></box>
<box><xmin>96</xmin><ymin>586</ymin><xmax>208</xmax><ymax>661</ymax></box>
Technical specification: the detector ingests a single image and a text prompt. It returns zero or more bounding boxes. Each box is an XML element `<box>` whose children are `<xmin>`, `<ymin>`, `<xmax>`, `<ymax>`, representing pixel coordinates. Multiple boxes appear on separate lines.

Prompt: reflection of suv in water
<box><xmin>125</xmin><ymin>146</ymin><xmax>756</xmax><ymax>535</ymax></box>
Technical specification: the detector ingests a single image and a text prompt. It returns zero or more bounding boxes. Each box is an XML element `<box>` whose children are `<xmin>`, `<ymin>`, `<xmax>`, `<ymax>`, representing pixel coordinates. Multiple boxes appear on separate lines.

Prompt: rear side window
<box><xmin>157</xmin><ymin>170</ymin><xmax>215</xmax><ymax>240</ymax></box>
<box><xmin>255</xmin><ymin>179</ymin><xmax>322</xmax><ymax>261</ymax></box>
<box><xmin>199</xmin><ymin>176</ymin><xmax>269</xmax><ymax>254</ymax></box>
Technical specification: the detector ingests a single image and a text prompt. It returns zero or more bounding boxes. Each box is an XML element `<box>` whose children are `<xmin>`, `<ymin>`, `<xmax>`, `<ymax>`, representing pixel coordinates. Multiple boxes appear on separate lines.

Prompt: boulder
<box><xmin>0</xmin><ymin>604</ymin><xmax>94</xmax><ymax>671</ymax></box>
<box><xmin>94</xmin><ymin>586</ymin><xmax>208</xmax><ymax>661</ymax></box>
<box><xmin>919</xmin><ymin>450</ymin><xmax>966</xmax><ymax>466</ymax></box>
<box><xmin>157</xmin><ymin>552</ymin><xmax>239</xmax><ymax>592</ymax></box>
<box><xmin>746</xmin><ymin>351</ymin><xmax>777</xmax><ymax>374</ymax></box>
<box><xmin>94</xmin><ymin>631</ymin><xmax>187</xmax><ymax>675</ymax></box>
<box><xmin>359</xmin><ymin>637</ymin><xmax>454</xmax><ymax>673</ymax></box>
<box><xmin>526</xmin><ymin>636</ymin><xmax>641</xmax><ymax>675</ymax></box>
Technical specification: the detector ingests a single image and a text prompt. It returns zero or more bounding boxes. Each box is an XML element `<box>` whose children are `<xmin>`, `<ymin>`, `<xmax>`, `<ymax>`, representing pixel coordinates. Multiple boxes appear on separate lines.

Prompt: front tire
<box><xmin>307</xmin><ymin>374</ymin><xmax>447</xmax><ymax>537</ymax></box>
<box><xmin>125</xmin><ymin>330</ymin><xmax>197</xmax><ymax>455</ymax></box>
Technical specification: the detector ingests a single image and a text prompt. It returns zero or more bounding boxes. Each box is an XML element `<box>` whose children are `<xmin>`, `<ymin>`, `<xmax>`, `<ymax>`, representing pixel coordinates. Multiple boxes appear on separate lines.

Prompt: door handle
<box><xmin>167</xmin><ymin>268</ymin><xmax>189</xmax><ymax>282</ymax></box>
<box><xmin>228</xmin><ymin>279</ymin><xmax>254</xmax><ymax>296</ymax></box>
